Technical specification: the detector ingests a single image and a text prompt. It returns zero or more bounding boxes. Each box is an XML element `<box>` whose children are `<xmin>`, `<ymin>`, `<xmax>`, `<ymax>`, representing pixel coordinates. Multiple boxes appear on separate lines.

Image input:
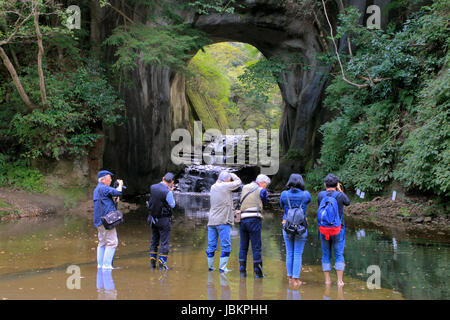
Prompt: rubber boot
<box><xmin>102</xmin><ymin>247</ymin><xmax>116</xmax><ymax>269</ymax></box>
<box><xmin>254</xmin><ymin>262</ymin><xmax>265</xmax><ymax>278</ymax></box>
<box><xmin>207</xmin><ymin>256</ymin><xmax>215</xmax><ymax>271</ymax></box>
<box><xmin>97</xmin><ymin>246</ymin><xmax>105</xmax><ymax>268</ymax></box>
<box><xmin>219</xmin><ymin>256</ymin><xmax>231</xmax><ymax>273</ymax></box>
<box><xmin>158</xmin><ymin>254</ymin><xmax>169</xmax><ymax>271</ymax></box>
<box><xmin>239</xmin><ymin>260</ymin><xmax>247</xmax><ymax>278</ymax></box>
<box><xmin>150</xmin><ymin>252</ymin><xmax>157</xmax><ymax>269</ymax></box>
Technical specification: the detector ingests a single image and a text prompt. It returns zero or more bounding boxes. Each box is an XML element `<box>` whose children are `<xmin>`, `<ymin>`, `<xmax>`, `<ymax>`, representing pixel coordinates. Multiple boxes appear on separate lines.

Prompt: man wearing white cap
<box><xmin>206</xmin><ymin>170</ymin><xmax>242</xmax><ymax>273</ymax></box>
<box><xmin>238</xmin><ymin>174</ymin><xmax>270</xmax><ymax>278</ymax></box>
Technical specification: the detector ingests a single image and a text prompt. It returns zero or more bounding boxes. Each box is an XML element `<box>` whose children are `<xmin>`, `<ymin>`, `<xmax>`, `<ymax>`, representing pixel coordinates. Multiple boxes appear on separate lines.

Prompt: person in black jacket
<box><xmin>148</xmin><ymin>172</ymin><xmax>176</xmax><ymax>270</ymax></box>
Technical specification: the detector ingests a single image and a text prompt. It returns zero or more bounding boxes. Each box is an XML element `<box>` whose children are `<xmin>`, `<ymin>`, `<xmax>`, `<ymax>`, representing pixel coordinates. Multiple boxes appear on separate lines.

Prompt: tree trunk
<box><xmin>34</xmin><ymin>1</ymin><xmax>47</xmax><ymax>105</ymax></box>
<box><xmin>0</xmin><ymin>46</ymin><xmax>37</xmax><ymax>111</ymax></box>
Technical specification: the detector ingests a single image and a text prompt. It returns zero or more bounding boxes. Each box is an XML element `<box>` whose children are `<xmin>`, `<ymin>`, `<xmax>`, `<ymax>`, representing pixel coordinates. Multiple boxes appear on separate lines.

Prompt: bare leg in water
<box><xmin>324</xmin><ymin>271</ymin><xmax>332</xmax><ymax>285</ymax></box>
<box><xmin>337</xmin><ymin>270</ymin><xmax>344</xmax><ymax>286</ymax></box>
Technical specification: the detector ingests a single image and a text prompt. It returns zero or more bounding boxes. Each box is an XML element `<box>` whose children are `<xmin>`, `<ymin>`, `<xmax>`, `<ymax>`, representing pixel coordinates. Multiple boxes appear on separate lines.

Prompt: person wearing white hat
<box><xmin>238</xmin><ymin>174</ymin><xmax>270</xmax><ymax>278</ymax></box>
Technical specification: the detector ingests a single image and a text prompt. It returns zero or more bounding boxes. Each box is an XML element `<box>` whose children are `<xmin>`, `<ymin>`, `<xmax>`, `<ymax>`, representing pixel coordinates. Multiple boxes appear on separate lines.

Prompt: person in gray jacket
<box><xmin>206</xmin><ymin>171</ymin><xmax>242</xmax><ymax>273</ymax></box>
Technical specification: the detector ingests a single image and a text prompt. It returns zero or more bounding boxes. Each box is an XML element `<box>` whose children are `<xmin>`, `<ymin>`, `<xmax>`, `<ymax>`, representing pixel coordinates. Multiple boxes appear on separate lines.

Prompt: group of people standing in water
<box><xmin>205</xmin><ymin>171</ymin><xmax>349</xmax><ymax>288</ymax></box>
<box><xmin>93</xmin><ymin>169</ymin><xmax>349</xmax><ymax>289</ymax></box>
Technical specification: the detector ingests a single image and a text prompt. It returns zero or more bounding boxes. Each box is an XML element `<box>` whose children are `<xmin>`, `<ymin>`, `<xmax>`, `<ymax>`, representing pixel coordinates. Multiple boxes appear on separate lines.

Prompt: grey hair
<box><xmin>256</xmin><ymin>174</ymin><xmax>271</xmax><ymax>185</ymax></box>
<box><xmin>218</xmin><ymin>171</ymin><xmax>231</xmax><ymax>182</ymax></box>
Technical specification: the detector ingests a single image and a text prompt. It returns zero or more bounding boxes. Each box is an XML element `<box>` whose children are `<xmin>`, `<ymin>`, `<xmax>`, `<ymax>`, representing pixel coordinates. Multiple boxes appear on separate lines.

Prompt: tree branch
<box><xmin>321</xmin><ymin>0</ymin><xmax>377</xmax><ymax>89</ymax></box>
<box><xmin>33</xmin><ymin>0</ymin><xmax>47</xmax><ymax>104</ymax></box>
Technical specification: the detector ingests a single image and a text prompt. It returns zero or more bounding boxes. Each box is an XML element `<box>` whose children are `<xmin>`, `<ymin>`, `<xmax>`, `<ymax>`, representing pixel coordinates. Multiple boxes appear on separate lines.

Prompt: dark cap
<box><xmin>324</xmin><ymin>174</ymin><xmax>339</xmax><ymax>188</ymax></box>
<box><xmin>163</xmin><ymin>172</ymin><xmax>175</xmax><ymax>182</ymax></box>
<box><xmin>98</xmin><ymin>170</ymin><xmax>114</xmax><ymax>179</ymax></box>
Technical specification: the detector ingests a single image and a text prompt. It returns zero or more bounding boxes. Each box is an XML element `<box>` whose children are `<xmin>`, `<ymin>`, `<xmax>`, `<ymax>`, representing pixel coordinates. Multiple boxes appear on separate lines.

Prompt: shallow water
<box><xmin>0</xmin><ymin>196</ymin><xmax>448</xmax><ymax>300</ymax></box>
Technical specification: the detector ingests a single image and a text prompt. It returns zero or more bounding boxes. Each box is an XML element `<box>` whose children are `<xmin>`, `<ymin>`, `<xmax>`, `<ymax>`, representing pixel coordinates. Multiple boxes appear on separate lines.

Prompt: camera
<box><xmin>113</xmin><ymin>180</ymin><xmax>127</xmax><ymax>189</ymax></box>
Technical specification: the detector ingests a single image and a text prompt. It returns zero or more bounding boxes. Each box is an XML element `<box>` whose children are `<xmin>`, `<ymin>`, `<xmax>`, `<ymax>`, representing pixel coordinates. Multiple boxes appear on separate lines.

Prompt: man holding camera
<box><xmin>93</xmin><ymin>170</ymin><xmax>124</xmax><ymax>269</ymax></box>
<box><xmin>147</xmin><ymin>172</ymin><xmax>176</xmax><ymax>270</ymax></box>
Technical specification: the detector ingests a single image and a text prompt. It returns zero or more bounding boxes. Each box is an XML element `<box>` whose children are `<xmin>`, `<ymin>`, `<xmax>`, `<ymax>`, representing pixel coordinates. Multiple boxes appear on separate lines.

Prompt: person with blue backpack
<box><xmin>280</xmin><ymin>174</ymin><xmax>311</xmax><ymax>288</ymax></box>
<box><xmin>317</xmin><ymin>174</ymin><xmax>350</xmax><ymax>287</ymax></box>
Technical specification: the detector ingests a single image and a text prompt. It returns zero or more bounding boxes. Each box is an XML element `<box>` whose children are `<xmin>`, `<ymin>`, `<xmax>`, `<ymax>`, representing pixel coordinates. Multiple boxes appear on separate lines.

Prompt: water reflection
<box><xmin>323</xmin><ymin>284</ymin><xmax>344</xmax><ymax>300</ymax></box>
<box><xmin>207</xmin><ymin>272</ymin><xmax>231</xmax><ymax>300</ymax></box>
<box><xmin>96</xmin><ymin>269</ymin><xmax>117</xmax><ymax>300</ymax></box>
<box><xmin>286</xmin><ymin>288</ymin><xmax>302</xmax><ymax>300</ymax></box>
<box><xmin>0</xmin><ymin>200</ymin><xmax>448</xmax><ymax>299</ymax></box>
<box><xmin>356</xmin><ymin>229</ymin><xmax>366</xmax><ymax>240</ymax></box>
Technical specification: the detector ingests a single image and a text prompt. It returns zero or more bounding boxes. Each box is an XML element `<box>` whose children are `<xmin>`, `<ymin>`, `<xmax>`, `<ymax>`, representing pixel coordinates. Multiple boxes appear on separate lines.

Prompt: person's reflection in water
<box><xmin>253</xmin><ymin>278</ymin><xmax>263</xmax><ymax>300</ymax></box>
<box><xmin>207</xmin><ymin>272</ymin><xmax>218</xmax><ymax>300</ymax></box>
<box><xmin>323</xmin><ymin>283</ymin><xmax>345</xmax><ymax>300</ymax></box>
<box><xmin>323</xmin><ymin>284</ymin><xmax>332</xmax><ymax>300</ymax></box>
<box><xmin>239</xmin><ymin>277</ymin><xmax>247</xmax><ymax>300</ymax></box>
<box><xmin>96</xmin><ymin>269</ymin><xmax>117</xmax><ymax>300</ymax></box>
<box><xmin>207</xmin><ymin>272</ymin><xmax>232</xmax><ymax>300</ymax></box>
<box><xmin>219</xmin><ymin>273</ymin><xmax>232</xmax><ymax>300</ymax></box>
<box><xmin>337</xmin><ymin>284</ymin><xmax>344</xmax><ymax>300</ymax></box>
<box><xmin>286</xmin><ymin>288</ymin><xmax>302</xmax><ymax>300</ymax></box>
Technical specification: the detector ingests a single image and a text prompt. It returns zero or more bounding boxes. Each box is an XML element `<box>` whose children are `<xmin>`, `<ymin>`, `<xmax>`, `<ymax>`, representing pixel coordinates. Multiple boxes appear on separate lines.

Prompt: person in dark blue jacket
<box><xmin>93</xmin><ymin>170</ymin><xmax>123</xmax><ymax>269</ymax></box>
<box><xmin>280</xmin><ymin>174</ymin><xmax>311</xmax><ymax>288</ymax></box>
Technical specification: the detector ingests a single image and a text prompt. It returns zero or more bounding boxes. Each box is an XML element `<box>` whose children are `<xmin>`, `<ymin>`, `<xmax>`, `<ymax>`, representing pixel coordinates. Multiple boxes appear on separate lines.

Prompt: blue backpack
<box><xmin>283</xmin><ymin>191</ymin><xmax>307</xmax><ymax>236</ymax></box>
<box><xmin>317</xmin><ymin>191</ymin><xmax>342</xmax><ymax>228</ymax></box>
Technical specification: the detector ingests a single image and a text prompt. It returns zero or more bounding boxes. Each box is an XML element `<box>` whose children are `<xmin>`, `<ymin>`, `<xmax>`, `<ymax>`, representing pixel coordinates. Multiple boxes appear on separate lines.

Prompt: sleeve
<box><xmin>305</xmin><ymin>191</ymin><xmax>312</xmax><ymax>204</ymax></box>
<box><xmin>103</xmin><ymin>186</ymin><xmax>122</xmax><ymax>197</ymax></box>
<box><xmin>340</xmin><ymin>192</ymin><xmax>350</xmax><ymax>206</ymax></box>
<box><xmin>166</xmin><ymin>191</ymin><xmax>176</xmax><ymax>208</ymax></box>
<box><xmin>226</xmin><ymin>173</ymin><xmax>242</xmax><ymax>191</ymax></box>
<box><xmin>317</xmin><ymin>192</ymin><xmax>322</xmax><ymax>206</ymax></box>
<box><xmin>260</xmin><ymin>188</ymin><xmax>268</xmax><ymax>206</ymax></box>
<box><xmin>280</xmin><ymin>191</ymin><xmax>285</xmax><ymax>209</ymax></box>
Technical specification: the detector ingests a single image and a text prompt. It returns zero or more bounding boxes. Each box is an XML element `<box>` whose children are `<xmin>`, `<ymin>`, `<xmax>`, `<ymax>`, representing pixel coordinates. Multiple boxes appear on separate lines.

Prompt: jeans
<box><xmin>239</xmin><ymin>217</ymin><xmax>262</xmax><ymax>263</ymax></box>
<box><xmin>320</xmin><ymin>228</ymin><xmax>345</xmax><ymax>271</ymax></box>
<box><xmin>282</xmin><ymin>229</ymin><xmax>307</xmax><ymax>279</ymax></box>
<box><xmin>206</xmin><ymin>224</ymin><xmax>231</xmax><ymax>258</ymax></box>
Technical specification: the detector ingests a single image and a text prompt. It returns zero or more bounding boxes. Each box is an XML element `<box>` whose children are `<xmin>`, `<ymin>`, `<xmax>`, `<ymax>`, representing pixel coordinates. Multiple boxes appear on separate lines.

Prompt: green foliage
<box><xmin>186</xmin><ymin>0</ymin><xmax>242</xmax><ymax>15</ymax></box>
<box><xmin>8</xmin><ymin>60</ymin><xmax>125</xmax><ymax>160</ymax></box>
<box><xmin>238</xmin><ymin>56</ymin><xmax>287</xmax><ymax>104</ymax></box>
<box><xmin>394</xmin><ymin>56</ymin><xmax>450</xmax><ymax>196</ymax></box>
<box><xmin>104</xmin><ymin>22</ymin><xmax>211</xmax><ymax>75</ymax></box>
<box><xmin>0</xmin><ymin>155</ymin><xmax>44</xmax><ymax>192</ymax></box>
<box><xmin>308</xmin><ymin>0</ymin><xmax>449</xmax><ymax>196</ymax></box>
<box><xmin>187</xmin><ymin>42</ymin><xmax>282</xmax><ymax>130</ymax></box>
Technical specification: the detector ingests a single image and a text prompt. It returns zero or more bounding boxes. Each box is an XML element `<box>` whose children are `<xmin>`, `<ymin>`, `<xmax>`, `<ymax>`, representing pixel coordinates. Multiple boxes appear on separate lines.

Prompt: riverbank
<box><xmin>345</xmin><ymin>195</ymin><xmax>450</xmax><ymax>236</ymax></box>
<box><xmin>0</xmin><ymin>187</ymin><xmax>138</xmax><ymax>222</ymax></box>
<box><xmin>0</xmin><ymin>188</ymin><xmax>66</xmax><ymax>221</ymax></box>
<box><xmin>266</xmin><ymin>191</ymin><xmax>449</xmax><ymax>239</ymax></box>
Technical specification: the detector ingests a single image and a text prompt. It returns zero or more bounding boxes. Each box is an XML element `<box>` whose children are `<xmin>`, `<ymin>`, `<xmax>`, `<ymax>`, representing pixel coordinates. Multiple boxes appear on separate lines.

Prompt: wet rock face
<box><xmin>97</xmin><ymin>0</ymin><xmax>392</xmax><ymax>194</ymax></box>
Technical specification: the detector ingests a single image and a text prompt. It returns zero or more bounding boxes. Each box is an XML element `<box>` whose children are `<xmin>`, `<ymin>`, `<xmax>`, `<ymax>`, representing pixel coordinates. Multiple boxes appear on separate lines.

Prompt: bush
<box><xmin>310</xmin><ymin>1</ymin><xmax>449</xmax><ymax>196</ymax></box>
<box><xmin>8</xmin><ymin>60</ymin><xmax>125</xmax><ymax>160</ymax></box>
<box><xmin>0</xmin><ymin>155</ymin><xmax>44</xmax><ymax>192</ymax></box>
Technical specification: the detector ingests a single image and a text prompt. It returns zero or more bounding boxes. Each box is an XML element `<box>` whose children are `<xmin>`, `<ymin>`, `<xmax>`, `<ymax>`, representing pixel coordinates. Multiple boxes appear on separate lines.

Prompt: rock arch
<box><xmin>96</xmin><ymin>0</ymin><xmax>392</xmax><ymax>194</ymax></box>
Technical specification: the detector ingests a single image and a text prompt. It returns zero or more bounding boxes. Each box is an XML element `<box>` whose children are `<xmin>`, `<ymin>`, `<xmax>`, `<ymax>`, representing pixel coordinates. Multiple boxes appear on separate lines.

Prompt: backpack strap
<box><xmin>238</xmin><ymin>185</ymin><xmax>260</xmax><ymax>210</ymax></box>
<box><xmin>286</xmin><ymin>189</ymin><xmax>305</xmax><ymax>210</ymax></box>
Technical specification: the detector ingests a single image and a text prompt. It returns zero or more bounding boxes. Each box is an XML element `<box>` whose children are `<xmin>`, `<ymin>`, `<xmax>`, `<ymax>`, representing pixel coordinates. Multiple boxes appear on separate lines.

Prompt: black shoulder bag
<box><xmin>98</xmin><ymin>188</ymin><xmax>124</xmax><ymax>230</ymax></box>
